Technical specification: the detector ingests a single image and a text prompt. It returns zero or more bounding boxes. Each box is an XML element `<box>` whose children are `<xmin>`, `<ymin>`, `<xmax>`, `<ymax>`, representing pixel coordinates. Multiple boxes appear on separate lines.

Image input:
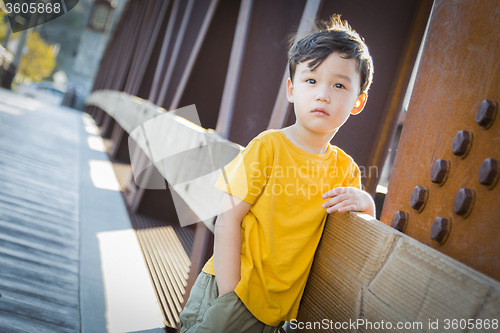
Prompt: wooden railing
<box><xmin>87</xmin><ymin>90</ymin><xmax>242</xmax><ymax>232</ymax></box>
<box><xmin>300</xmin><ymin>211</ymin><xmax>500</xmax><ymax>332</ymax></box>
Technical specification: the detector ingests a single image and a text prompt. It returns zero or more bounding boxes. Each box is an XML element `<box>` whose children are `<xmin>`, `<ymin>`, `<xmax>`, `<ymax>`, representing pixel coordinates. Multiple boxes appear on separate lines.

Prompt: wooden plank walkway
<box><xmin>0</xmin><ymin>89</ymin><xmax>80</xmax><ymax>332</ymax></box>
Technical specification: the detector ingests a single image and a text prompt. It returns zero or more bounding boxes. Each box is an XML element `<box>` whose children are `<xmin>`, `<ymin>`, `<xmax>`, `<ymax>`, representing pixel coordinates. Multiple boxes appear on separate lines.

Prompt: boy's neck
<box><xmin>281</xmin><ymin>124</ymin><xmax>337</xmax><ymax>154</ymax></box>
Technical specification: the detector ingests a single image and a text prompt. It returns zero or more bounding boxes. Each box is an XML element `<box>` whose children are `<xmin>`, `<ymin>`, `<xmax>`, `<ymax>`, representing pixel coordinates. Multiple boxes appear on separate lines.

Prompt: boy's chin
<box><xmin>302</xmin><ymin>125</ymin><xmax>339</xmax><ymax>136</ymax></box>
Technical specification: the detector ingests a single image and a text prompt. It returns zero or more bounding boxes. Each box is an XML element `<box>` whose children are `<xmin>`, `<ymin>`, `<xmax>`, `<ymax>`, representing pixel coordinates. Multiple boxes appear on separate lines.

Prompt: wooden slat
<box><xmin>110</xmin><ymin>161</ymin><xmax>133</xmax><ymax>192</ymax></box>
<box><xmin>128</xmin><ymin>213</ymin><xmax>194</xmax><ymax>329</ymax></box>
<box><xmin>0</xmin><ymin>89</ymin><xmax>80</xmax><ymax>332</ymax></box>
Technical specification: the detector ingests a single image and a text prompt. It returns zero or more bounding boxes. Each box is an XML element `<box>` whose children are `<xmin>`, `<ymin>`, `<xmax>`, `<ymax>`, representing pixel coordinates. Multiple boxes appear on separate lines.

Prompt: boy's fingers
<box><xmin>326</xmin><ymin>201</ymin><xmax>355</xmax><ymax>213</ymax></box>
<box><xmin>337</xmin><ymin>204</ymin><xmax>357</xmax><ymax>213</ymax></box>
<box><xmin>322</xmin><ymin>187</ymin><xmax>354</xmax><ymax>199</ymax></box>
<box><xmin>322</xmin><ymin>193</ymin><xmax>350</xmax><ymax>208</ymax></box>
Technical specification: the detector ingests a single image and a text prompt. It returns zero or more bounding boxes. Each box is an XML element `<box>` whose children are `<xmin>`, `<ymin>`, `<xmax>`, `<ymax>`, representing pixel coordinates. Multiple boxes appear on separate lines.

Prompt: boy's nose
<box><xmin>315</xmin><ymin>89</ymin><xmax>330</xmax><ymax>103</ymax></box>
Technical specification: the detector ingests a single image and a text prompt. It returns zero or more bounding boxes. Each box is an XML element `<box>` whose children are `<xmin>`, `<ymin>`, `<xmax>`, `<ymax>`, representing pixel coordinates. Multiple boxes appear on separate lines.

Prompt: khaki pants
<box><xmin>180</xmin><ymin>272</ymin><xmax>283</xmax><ymax>333</ymax></box>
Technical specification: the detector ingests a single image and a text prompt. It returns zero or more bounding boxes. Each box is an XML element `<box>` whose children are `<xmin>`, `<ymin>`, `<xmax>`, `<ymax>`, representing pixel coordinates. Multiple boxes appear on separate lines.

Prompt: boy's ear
<box><xmin>350</xmin><ymin>92</ymin><xmax>368</xmax><ymax>115</ymax></box>
<box><xmin>286</xmin><ymin>77</ymin><xmax>294</xmax><ymax>103</ymax></box>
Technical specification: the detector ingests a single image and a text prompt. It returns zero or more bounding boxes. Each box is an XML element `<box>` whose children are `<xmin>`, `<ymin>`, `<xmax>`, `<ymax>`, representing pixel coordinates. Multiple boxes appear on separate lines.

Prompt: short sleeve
<box><xmin>342</xmin><ymin>161</ymin><xmax>362</xmax><ymax>189</ymax></box>
<box><xmin>215</xmin><ymin>138</ymin><xmax>272</xmax><ymax>204</ymax></box>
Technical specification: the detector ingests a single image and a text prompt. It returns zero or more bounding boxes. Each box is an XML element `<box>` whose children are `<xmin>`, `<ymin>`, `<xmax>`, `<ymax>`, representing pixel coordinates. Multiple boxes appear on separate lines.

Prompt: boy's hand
<box><xmin>322</xmin><ymin>187</ymin><xmax>376</xmax><ymax>218</ymax></box>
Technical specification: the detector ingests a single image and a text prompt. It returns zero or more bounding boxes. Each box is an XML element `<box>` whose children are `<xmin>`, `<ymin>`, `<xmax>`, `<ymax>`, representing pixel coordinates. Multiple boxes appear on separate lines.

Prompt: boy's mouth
<box><xmin>311</xmin><ymin>108</ymin><xmax>329</xmax><ymax>116</ymax></box>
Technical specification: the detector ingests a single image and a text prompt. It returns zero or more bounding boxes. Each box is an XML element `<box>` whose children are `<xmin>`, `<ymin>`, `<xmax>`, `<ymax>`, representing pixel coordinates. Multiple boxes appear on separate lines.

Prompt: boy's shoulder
<box><xmin>244</xmin><ymin>129</ymin><xmax>282</xmax><ymax>150</ymax></box>
<box><xmin>252</xmin><ymin>129</ymin><xmax>282</xmax><ymax>142</ymax></box>
<box><xmin>330</xmin><ymin>144</ymin><xmax>357</xmax><ymax>166</ymax></box>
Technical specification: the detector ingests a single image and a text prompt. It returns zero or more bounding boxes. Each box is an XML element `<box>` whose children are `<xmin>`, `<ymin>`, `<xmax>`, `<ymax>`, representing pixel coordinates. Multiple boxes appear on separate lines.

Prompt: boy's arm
<box><xmin>321</xmin><ymin>187</ymin><xmax>376</xmax><ymax>218</ymax></box>
<box><xmin>213</xmin><ymin>193</ymin><xmax>251</xmax><ymax>296</ymax></box>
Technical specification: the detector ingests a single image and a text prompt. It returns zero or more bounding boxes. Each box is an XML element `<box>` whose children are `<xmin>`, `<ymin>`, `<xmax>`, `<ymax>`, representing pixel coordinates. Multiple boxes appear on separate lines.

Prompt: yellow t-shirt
<box><xmin>202</xmin><ymin>129</ymin><xmax>361</xmax><ymax>326</ymax></box>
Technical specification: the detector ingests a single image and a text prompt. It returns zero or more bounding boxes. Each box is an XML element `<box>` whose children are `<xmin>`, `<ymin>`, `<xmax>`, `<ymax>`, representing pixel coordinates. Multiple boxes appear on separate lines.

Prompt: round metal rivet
<box><xmin>431</xmin><ymin>159</ymin><xmax>450</xmax><ymax>185</ymax></box>
<box><xmin>410</xmin><ymin>186</ymin><xmax>428</xmax><ymax>212</ymax></box>
<box><xmin>478</xmin><ymin>158</ymin><xmax>499</xmax><ymax>188</ymax></box>
<box><xmin>430</xmin><ymin>216</ymin><xmax>451</xmax><ymax>244</ymax></box>
<box><xmin>452</xmin><ymin>130</ymin><xmax>473</xmax><ymax>158</ymax></box>
<box><xmin>476</xmin><ymin>100</ymin><xmax>497</xmax><ymax>129</ymax></box>
<box><xmin>391</xmin><ymin>211</ymin><xmax>408</xmax><ymax>233</ymax></box>
<box><xmin>453</xmin><ymin>188</ymin><xmax>475</xmax><ymax>217</ymax></box>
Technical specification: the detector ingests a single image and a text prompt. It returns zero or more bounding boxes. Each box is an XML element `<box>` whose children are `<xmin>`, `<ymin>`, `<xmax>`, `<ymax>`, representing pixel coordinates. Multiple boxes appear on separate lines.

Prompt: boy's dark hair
<box><xmin>288</xmin><ymin>15</ymin><xmax>373</xmax><ymax>93</ymax></box>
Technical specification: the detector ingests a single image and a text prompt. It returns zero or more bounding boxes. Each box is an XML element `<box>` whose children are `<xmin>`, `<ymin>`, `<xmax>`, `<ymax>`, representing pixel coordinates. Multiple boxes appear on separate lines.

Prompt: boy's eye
<box><xmin>334</xmin><ymin>83</ymin><xmax>345</xmax><ymax>89</ymax></box>
<box><xmin>306</xmin><ymin>79</ymin><xmax>316</xmax><ymax>84</ymax></box>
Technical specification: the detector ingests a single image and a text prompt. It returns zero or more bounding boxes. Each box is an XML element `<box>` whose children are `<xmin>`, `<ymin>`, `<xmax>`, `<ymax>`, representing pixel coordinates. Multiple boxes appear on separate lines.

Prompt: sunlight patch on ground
<box><xmin>4</xmin><ymin>96</ymin><xmax>43</xmax><ymax>111</ymax></box>
<box><xmin>82</xmin><ymin>113</ymin><xmax>101</xmax><ymax>135</ymax></box>
<box><xmin>87</xmin><ymin>135</ymin><xmax>106</xmax><ymax>152</ymax></box>
<box><xmin>97</xmin><ymin>229</ymin><xmax>164</xmax><ymax>333</ymax></box>
<box><xmin>85</xmin><ymin>123</ymin><xmax>100</xmax><ymax>135</ymax></box>
<box><xmin>0</xmin><ymin>103</ymin><xmax>23</xmax><ymax>115</ymax></box>
<box><xmin>89</xmin><ymin>160</ymin><xmax>120</xmax><ymax>191</ymax></box>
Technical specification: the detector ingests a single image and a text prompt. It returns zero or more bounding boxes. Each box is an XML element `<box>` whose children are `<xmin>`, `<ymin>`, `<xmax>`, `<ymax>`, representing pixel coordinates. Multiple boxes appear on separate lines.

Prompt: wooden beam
<box><xmin>364</xmin><ymin>0</ymin><xmax>434</xmax><ymax>196</ymax></box>
<box><xmin>215</xmin><ymin>0</ymin><xmax>253</xmax><ymax>139</ymax></box>
<box><xmin>267</xmin><ymin>0</ymin><xmax>322</xmax><ymax>130</ymax></box>
<box><xmin>156</xmin><ymin>0</ymin><xmax>197</xmax><ymax>108</ymax></box>
<box><xmin>218</xmin><ymin>0</ymin><xmax>307</xmax><ymax>145</ymax></box>
<box><xmin>124</xmin><ymin>0</ymin><xmax>162</xmax><ymax>94</ymax></box>
<box><xmin>155</xmin><ymin>0</ymin><xmax>215</xmax><ymax>110</ymax></box>
<box><xmin>169</xmin><ymin>0</ymin><xmax>241</xmax><ymax>131</ymax></box>
<box><xmin>149</xmin><ymin>0</ymin><xmax>184</xmax><ymax>104</ymax></box>
<box><xmin>169</xmin><ymin>0</ymin><xmax>220</xmax><ymax>111</ymax></box>
<box><xmin>130</xmin><ymin>0</ymin><xmax>171</xmax><ymax>96</ymax></box>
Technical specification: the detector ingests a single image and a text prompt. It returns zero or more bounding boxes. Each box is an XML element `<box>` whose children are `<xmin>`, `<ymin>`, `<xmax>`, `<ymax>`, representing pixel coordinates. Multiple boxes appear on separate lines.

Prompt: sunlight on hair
<box><xmin>89</xmin><ymin>160</ymin><xmax>120</xmax><ymax>191</ymax></box>
<box><xmin>327</xmin><ymin>14</ymin><xmax>354</xmax><ymax>33</ymax></box>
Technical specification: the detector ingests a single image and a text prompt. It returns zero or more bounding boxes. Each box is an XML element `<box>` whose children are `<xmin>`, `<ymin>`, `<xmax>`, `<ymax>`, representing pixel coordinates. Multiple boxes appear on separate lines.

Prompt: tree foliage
<box><xmin>0</xmin><ymin>9</ymin><xmax>8</xmax><ymax>42</ymax></box>
<box><xmin>0</xmin><ymin>10</ymin><xmax>56</xmax><ymax>82</ymax></box>
<box><xmin>18</xmin><ymin>31</ymin><xmax>56</xmax><ymax>82</ymax></box>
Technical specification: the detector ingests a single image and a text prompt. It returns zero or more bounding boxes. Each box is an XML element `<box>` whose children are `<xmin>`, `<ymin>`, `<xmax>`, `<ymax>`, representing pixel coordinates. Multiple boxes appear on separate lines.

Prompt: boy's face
<box><xmin>286</xmin><ymin>52</ymin><xmax>367</xmax><ymax>136</ymax></box>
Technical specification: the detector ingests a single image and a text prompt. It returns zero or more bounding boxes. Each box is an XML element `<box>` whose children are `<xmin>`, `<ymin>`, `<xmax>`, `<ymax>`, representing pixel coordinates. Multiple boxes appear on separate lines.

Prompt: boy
<box><xmin>180</xmin><ymin>15</ymin><xmax>375</xmax><ymax>333</ymax></box>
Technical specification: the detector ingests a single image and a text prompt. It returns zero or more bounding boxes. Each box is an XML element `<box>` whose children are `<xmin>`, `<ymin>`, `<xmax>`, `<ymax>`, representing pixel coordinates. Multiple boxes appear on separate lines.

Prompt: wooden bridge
<box><xmin>1</xmin><ymin>0</ymin><xmax>499</xmax><ymax>332</ymax></box>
